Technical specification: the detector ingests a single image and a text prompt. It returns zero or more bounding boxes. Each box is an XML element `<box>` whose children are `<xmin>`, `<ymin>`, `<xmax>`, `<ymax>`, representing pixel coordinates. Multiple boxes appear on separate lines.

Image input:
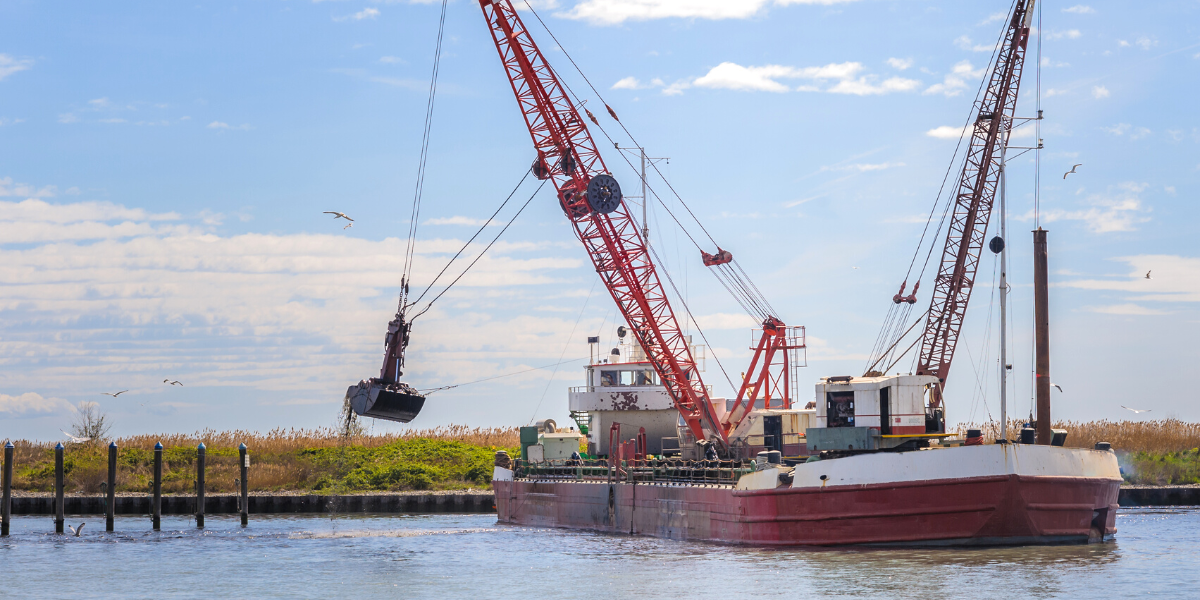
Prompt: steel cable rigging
<box><xmin>519</xmin><ymin>0</ymin><xmax>779</xmax><ymax>326</ymax></box>
<box><xmin>863</xmin><ymin>0</ymin><xmax>1020</xmax><ymax>376</ymax></box>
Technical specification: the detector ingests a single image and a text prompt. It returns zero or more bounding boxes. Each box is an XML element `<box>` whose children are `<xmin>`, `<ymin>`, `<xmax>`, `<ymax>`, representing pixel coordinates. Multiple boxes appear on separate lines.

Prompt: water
<box><xmin>2</xmin><ymin>508</ymin><xmax>1196</xmax><ymax>598</ymax></box>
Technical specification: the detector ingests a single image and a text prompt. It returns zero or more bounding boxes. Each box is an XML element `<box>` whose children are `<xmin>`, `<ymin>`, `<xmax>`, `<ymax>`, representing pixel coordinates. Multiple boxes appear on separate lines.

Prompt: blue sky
<box><xmin>2</xmin><ymin>0</ymin><xmax>1198</xmax><ymax>441</ymax></box>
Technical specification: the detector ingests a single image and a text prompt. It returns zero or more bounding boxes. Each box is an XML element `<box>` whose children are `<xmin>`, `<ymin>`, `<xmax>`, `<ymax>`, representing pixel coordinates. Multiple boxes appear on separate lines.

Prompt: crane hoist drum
<box><xmin>586</xmin><ymin>174</ymin><xmax>622</xmax><ymax>214</ymax></box>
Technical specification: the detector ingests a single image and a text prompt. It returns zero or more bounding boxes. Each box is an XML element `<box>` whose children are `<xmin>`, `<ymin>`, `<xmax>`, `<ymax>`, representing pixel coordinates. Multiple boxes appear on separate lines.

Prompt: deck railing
<box><xmin>512</xmin><ymin>458</ymin><xmax>754</xmax><ymax>486</ymax></box>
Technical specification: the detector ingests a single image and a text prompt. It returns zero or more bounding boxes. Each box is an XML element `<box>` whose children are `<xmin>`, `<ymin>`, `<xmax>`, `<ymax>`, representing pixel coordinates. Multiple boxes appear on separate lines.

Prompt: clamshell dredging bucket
<box><xmin>346</xmin><ymin>379</ymin><xmax>426</xmax><ymax>423</ymax></box>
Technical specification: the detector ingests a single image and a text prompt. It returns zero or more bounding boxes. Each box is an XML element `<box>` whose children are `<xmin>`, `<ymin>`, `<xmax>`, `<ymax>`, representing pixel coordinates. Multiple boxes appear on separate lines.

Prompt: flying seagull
<box><xmin>61</xmin><ymin>430</ymin><xmax>92</xmax><ymax>444</ymax></box>
<box><xmin>1051</xmin><ymin>383</ymin><xmax>1063</xmax><ymax>393</ymax></box>
<box><xmin>343</xmin><ymin>222</ymin><xmax>352</xmax><ymax>230</ymax></box>
<box><xmin>1121</xmin><ymin>405</ymin><xmax>1151</xmax><ymax>414</ymax></box>
<box><xmin>1145</xmin><ymin>270</ymin><xmax>1152</xmax><ymax>280</ymax></box>
<box><xmin>101</xmin><ymin>390</ymin><xmax>128</xmax><ymax>397</ymax></box>
<box><xmin>323</xmin><ymin>211</ymin><xmax>354</xmax><ymax>222</ymax></box>
<box><xmin>67</xmin><ymin>522</ymin><xmax>85</xmax><ymax>537</ymax></box>
<box><xmin>164</xmin><ymin>379</ymin><xmax>183</xmax><ymax>386</ymax></box>
<box><xmin>1063</xmin><ymin>164</ymin><xmax>1082</xmax><ymax>179</ymax></box>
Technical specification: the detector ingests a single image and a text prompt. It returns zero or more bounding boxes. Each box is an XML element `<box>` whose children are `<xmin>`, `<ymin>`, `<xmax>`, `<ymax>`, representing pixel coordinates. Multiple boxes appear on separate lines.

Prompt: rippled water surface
<box><xmin>2</xmin><ymin>508</ymin><xmax>1197</xmax><ymax>598</ymax></box>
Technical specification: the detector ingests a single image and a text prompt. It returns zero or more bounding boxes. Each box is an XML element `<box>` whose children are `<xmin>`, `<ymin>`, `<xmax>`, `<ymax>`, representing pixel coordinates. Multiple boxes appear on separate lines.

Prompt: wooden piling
<box><xmin>239</xmin><ymin>442</ymin><xmax>249</xmax><ymax>527</ymax></box>
<box><xmin>55</xmin><ymin>443</ymin><xmax>64</xmax><ymax>534</ymax></box>
<box><xmin>106</xmin><ymin>442</ymin><xmax>117</xmax><ymax>532</ymax></box>
<box><xmin>153</xmin><ymin>442</ymin><xmax>163</xmax><ymax>531</ymax></box>
<box><xmin>1033</xmin><ymin>228</ymin><xmax>1052</xmax><ymax>445</ymax></box>
<box><xmin>2</xmin><ymin>441</ymin><xmax>12</xmax><ymax>536</ymax></box>
<box><xmin>196</xmin><ymin>443</ymin><xmax>206</xmax><ymax>528</ymax></box>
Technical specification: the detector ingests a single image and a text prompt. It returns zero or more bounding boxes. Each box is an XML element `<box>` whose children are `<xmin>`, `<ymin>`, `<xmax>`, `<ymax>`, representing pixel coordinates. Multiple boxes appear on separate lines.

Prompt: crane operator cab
<box><xmin>806</xmin><ymin>374</ymin><xmax>944</xmax><ymax>452</ymax></box>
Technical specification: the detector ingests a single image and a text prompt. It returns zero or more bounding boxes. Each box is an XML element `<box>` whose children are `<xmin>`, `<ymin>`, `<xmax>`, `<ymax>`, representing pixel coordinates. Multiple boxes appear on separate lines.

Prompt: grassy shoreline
<box><xmin>5</xmin><ymin>420</ymin><xmax>1198</xmax><ymax>491</ymax></box>
<box><xmin>4</xmin><ymin>426</ymin><xmax>518</xmax><ymax>495</ymax></box>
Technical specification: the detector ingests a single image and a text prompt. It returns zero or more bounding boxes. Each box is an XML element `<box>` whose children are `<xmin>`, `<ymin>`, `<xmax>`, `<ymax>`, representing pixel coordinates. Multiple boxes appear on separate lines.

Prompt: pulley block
<box><xmin>532</xmin><ymin>156</ymin><xmax>551</xmax><ymax>181</ymax></box>
<box><xmin>559</xmin><ymin>151</ymin><xmax>577</xmax><ymax>176</ymax></box>
<box><xmin>559</xmin><ymin>187</ymin><xmax>589</xmax><ymax>220</ymax></box>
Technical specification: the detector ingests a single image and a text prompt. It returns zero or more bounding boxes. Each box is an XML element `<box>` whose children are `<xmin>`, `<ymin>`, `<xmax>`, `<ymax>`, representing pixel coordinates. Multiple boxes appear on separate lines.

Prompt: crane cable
<box><xmin>400</xmin><ymin>0</ymin><xmax>451</xmax><ymax>303</ymax></box>
<box><xmin>521</xmin><ymin>0</ymin><xmax>778</xmax><ymax>324</ymax></box>
<box><xmin>419</xmin><ymin>356</ymin><xmax>590</xmax><ymax>395</ymax></box>
<box><xmin>410</xmin><ymin>179</ymin><xmax>548</xmax><ymax>321</ymax></box>
<box><xmin>864</xmin><ymin>0</ymin><xmax>1017</xmax><ymax>373</ymax></box>
<box><xmin>408</xmin><ymin>169</ymin><xmax>532</xmax><ymax>310</ymax></box>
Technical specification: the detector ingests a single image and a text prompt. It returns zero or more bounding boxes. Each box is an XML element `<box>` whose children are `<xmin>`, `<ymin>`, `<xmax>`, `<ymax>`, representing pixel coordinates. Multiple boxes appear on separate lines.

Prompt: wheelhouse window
<box><xmin>598</xmin><ymin>369</ymin><xmax>660</xmax><ymax>387</ymax></box>
<box><xmin>636</xmin><ymin>370</ymin><xmax>657</xmax><ymax>386</ymax></box>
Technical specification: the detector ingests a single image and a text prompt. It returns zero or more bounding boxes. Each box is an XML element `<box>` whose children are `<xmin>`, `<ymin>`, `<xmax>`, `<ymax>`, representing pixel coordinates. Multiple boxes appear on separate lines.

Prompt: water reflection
<box><xmin>0</xmin><ymin>509</ymin><xmax>1194</xmax><ymax>599</ymax></box>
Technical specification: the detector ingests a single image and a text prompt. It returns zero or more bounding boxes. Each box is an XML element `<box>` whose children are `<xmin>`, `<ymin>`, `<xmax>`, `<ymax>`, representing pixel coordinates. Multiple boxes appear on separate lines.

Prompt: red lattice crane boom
<box><xmin>916</xmin><ymin>0</ymin><xmax>1037</xmax><ymax>406</ymax></box>
<box><xmin>477</xmin><ymin>0</ymin><xmax>730</xmax><ymax>445</ymax></box>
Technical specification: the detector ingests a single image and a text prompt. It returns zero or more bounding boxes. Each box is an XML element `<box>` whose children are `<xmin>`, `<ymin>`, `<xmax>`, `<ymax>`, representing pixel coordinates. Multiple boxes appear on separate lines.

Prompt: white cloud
<box><xmin>0</xmin><ymin>54</ymin><xmax>33</xmax><ymax>81</ymax></box>
<box><xmin>1062</xmin><ymin>5</ymin><xmax>1095</xmax><ymax>14</ymax></box>
<box><xmin>612</xmin><ymin>76</ymin><xmax>640</xmax><ymax>90</ymax></box>
<box><xmin>1103</xmin><ymin>123</ymin><xmax>1151</xmax><ymax>139</ymax></box>
<box><xmin>0</xmin><ymin>197</ymin><xmax>183</xmax><ymax>243</ymax></box>
<box><xmin>0</xmin><ymin>392</ymin><xmax>74</xmax><ymax>418</ymax></box>
<box><xmin>0</xmin><ymin>199</ymin><xmax>589</xmax><ymax>402</ymax></box>
<box><xmin>1064</xmin><ymin>255</ymin><xmax>1200</xmax><ymax>304</ymax></box>
<box><xmin>953</xmin><ymin>35</ymin><xmax>998</xmax><ymax>53</ymax></box>
<box><xmin>1103</xmin><ymin>123</ymin><xmax>1130</xmax><ymax>136</ymax></box>
<box><xmin>379</xmin><ymin>56</ymin><xmax>406</xmax><ymax>64</ymax></box>
<box><xmin>685</xmin><ymin>61</ymin><xmax>917</xmax><ymax>96</ymax></box>
<box><xmin>827</xmin><ymin>76</ymin><xmax>920</xmax><ymax>96</ymax></box>
<box><xmin>424</xmin><ymin>216</ymin><xmax>504</xmax><ymax>227</ymax></box>
<box><xmin>1135</xmin><ymin>36</ymin><xmax>1157</xmax><ymax>50</ymax></box>
<box><xmin>926</xmin><ymin>125</ymin><xmax>969</xmax><ymax>139</ymax></box>
<box><xmin>662</xmin><ymin>80</ymin><xmax>691</xmax><ymax>96</ymax></box>
<box><xmin>924</xmin><ymin>60</ymin><xmax>985</xmax><ymax>97</ymax></box>
<box><xmin>1027</xmin><ymin>182</ymin><xmax>1151</xmax><ymax>233</ymax></box>
<box><xmin>1092</xmin><ymin>85</ymin><xmax>1110</xmax><ymax>99</ymax></box>
<box><xmin>207</xmin><ymin>121</ymin><xmax>251</xmax><ymax>130</ymax></box>
<box><xmin>0</xmin><ymin>177</ymin><xmax>59</xmax><ymax>199</ymax></box>
<box><xmin>335</xmin><ymin>7</ymin><xmax>380</xmax><ymax>22</ymax></box>
<box><xmin>694</xmin><ymin>313</ymin><xmax>758</xmax><ymax>330</ymax></box>
<box><xmin>1045</xmin><ymin>29</ymin><xmax>1082</xmax><ymax>41</ymax></box>
<box><xmin>979</xmin><ymin>12</ymin><xmax>1007</xmax><ymax>25</ymax></box>
<box><xmin>1088</xmin><ymin>304</ymin><xmax>1167</xmax><ymax>316</ymax></box>
<box><xmin>559</xmin><ymin>0</ymin><xmax>860</xmax><ymax>26</ymax></box>
<box><xmin>694</xmin><ymin>63</ymin><xmax>804</xmax><ymax>93</ymax></box>
<box><xmin>821</xmin><ymin>162</ymin><xmax>905</xmax><ymax>172</ymax></box>
<box><xmin>886</xmin><ymin>57</ymin><xmax>913</xmax><ymax>70</ymax></box>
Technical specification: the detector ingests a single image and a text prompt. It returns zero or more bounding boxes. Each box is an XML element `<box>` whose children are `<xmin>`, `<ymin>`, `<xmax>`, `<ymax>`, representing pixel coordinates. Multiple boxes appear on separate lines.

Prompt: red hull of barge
<box><xmin>493</xmin><ymin>474</ymin><xmax>1119</xmax><ymax>546</ymax></box>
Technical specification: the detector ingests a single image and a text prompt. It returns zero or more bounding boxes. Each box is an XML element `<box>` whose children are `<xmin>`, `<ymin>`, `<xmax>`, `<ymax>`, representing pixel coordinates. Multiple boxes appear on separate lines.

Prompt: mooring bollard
<box><xmin>107</xmin><ymin>441</ymin><xmax>117</xmax><ymax>532</ymax></box>
<box><xmin>55</xmin><ymin>443</ymin><xmax>65</xmax><ymax>534</ymax></box>
<box><xmin>196</xmin><ymin>442</ymin><xmax>206</xmax><ymax>528</ymax></box>
<box><xmin>153</xmin><ymin>442</ymin><xmax>162</xmax><ymax>531</ymax></box>
<box><xmin>2</xmin><ymin>441</ymin><xmax>13</xmax><ymax>536</ymax></box>
<box><xmin>239</xmin><ymin>442</ymin><xmax>249</xmax><ymax>526</ymax></box>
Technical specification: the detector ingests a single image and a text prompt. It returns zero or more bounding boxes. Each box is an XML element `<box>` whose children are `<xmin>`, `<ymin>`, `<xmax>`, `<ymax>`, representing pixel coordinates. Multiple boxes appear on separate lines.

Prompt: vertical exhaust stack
<box><xmin>1033</xmin><ymin>228</ymin><xmax>1051</xmax><ymax>445</ymax></box>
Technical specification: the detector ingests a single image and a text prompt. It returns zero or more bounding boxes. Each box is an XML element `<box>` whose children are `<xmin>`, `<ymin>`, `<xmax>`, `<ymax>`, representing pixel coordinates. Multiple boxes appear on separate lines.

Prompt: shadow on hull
<box><xmin>346</xmin><ymin>379</ymin><xmax>426</xmax><ymax>423</ymax></box>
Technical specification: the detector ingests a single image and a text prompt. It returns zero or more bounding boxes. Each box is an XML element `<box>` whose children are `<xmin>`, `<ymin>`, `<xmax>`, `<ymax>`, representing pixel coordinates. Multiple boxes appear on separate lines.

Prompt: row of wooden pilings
<box><xmin>0</xmin><ymin>440</ymin><xmax>250</xmax><ymax>536</ymax></box>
